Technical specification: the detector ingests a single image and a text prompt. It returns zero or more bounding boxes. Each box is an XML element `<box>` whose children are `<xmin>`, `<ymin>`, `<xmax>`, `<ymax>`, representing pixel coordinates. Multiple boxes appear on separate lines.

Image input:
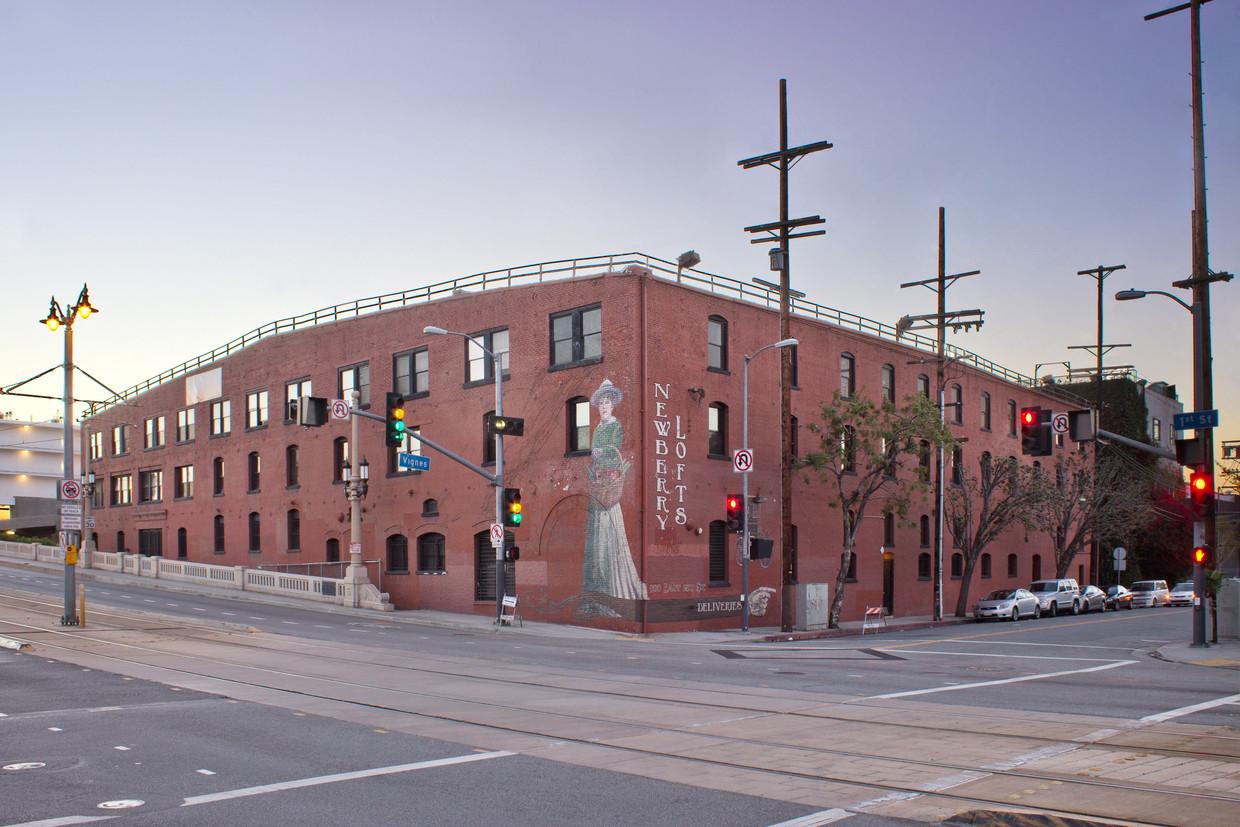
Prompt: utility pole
<box><xmin>896</xmin><ymin>208</ymin><xmax>983</xmax><ymax>622</ymax></box>
<box><xmin>1146</xmin><ymin>0</ymin><xmax>1233</xmax><ymax>647</ymax></box>
<box><xmin>738</xmin><ymin>78</ymin><xmax>832</xmax><ymax>633</ymax></box>
<box><xmin>1070</xmin><ymin>264</ymin><xmax>1127</xmax><ymax>587</ymax></box>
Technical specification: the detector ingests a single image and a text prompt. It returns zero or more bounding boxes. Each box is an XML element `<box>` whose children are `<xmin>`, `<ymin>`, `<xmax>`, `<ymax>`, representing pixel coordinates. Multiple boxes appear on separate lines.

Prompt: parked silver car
<box><xmin>1079</xmin><ymin>585</ymin><xmax>1107</xmax><ymax>613</ymax></box>
<box><xmin>974</xmin><ymin>588</ymin><xmax>1041</xmax><ymax>621</ymax></box>
<box><xmin>1130</xmin><ymin>580</ymin><xmax>1170</xmax><ymax>608</ymax></box>
<box><xmin>1167</xmin><ymin>581</ymin><xmax>1195</xmax><ymax>607</ymax></box>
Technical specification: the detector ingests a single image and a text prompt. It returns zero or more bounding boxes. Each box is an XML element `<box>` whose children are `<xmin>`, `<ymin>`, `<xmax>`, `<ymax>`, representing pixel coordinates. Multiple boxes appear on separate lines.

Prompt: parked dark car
<box><xmin>1105</xmin><ymin>584</ymin><xmax>1133</xmax><ymax>610</ymax></box>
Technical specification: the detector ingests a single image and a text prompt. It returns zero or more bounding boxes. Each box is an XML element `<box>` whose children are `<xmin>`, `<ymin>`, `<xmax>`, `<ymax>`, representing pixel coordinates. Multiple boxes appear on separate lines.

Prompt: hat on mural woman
<box><xmin>590</xmin><ymin>379</ymin><xmax>623</xmax><ymax>406</ymax></box>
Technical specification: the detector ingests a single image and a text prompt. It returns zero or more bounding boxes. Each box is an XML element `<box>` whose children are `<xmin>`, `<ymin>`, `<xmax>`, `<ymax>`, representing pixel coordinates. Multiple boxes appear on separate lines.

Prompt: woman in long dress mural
<box><xmin>582</xmin><ymin>379</ymin><xmax>647</xmax><ymax>612</ymax></box>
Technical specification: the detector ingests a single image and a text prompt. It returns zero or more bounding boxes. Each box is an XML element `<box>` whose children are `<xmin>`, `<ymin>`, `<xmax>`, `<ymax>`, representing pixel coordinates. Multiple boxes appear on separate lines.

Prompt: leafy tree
<box><xmin>946</xmin><ymin>454</ymin><xmax>1050</xmax><ymax>617</ymax></box>
<box><xmin>1037</xmin><ymin>448</ymin><xmax>1148</xmax><ymax>578</ymax></box>
<box><xmin>798</xmin><ymin>392</ymin><xmax>954</xmax><ymax>628</ymax></box>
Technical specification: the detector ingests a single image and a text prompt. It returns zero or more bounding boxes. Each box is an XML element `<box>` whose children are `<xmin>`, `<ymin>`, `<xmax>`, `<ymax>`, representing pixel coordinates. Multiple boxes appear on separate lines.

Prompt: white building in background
<box><xmin>0</xmin><ymin>413</ymin><xmax>80</xmax><ymax>532</ymax></box>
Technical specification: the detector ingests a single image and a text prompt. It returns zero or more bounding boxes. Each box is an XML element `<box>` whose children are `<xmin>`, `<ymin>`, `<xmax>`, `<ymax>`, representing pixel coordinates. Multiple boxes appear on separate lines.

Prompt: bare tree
<box><xmin>798</xmin><ymin>392</ymin><xmax>954</xmax><ymax>628</ymax></box>
<box><xmin>1038</xmin><ymin>448</ymin><xmax>1147</xmax><ymax>579</ymax></box>
<box><xmin>946</xmin><ymin>454</ymin><xmax>1050</xmax><ymax>617</ymax></box>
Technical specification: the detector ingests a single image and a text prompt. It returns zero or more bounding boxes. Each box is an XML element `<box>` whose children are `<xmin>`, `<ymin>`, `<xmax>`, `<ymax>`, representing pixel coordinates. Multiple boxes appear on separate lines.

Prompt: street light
<box><xmin>340</xmin><ymin>388</ymin><xmax>375</xmax><ymax>605</ymax></box>
<box><xmin>40</xmin><ymin>284</ymin><xmax>98</xmax><ymax>626</ymax></box>
<box><xmin>424</xmin><ymin>325</ymin><xmax>509</xmax><ymax>622</ymax></box>
<box><xmin>741</xmin><ymin>337</ymin><xmax>798</xmax><ymax>632</ymax></box>
<box><xmin>676</xmin><ymin>250</ymin><xmax>701</xmax><ymax>283</ymax></box>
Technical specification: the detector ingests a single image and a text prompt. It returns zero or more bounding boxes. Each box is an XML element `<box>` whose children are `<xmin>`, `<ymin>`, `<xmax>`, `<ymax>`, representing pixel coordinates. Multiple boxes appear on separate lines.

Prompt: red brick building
<box><xmin>84</xmin><ymin>254</ymin><xmax>1071</xmax><ymax>631</ymax></box>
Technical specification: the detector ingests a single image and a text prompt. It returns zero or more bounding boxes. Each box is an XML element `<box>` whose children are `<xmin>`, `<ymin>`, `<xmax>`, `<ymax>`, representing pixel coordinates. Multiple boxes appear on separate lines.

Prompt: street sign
<box><xmin>59</xmin><ymin>531</ymin><xmax>69</xmax><ymax>547</ymax></box>
<box><xmin>732</xmin><ymin>448</ymin><xmax>753</xmax><ymax>473</ymax></box>
<box><xmin>490</xmin><ymin>523</ymin><xmax>504</xmax><ymax>547</ymax></box>
<box><xmin>59</xmin><ymin>515</ymin><xmax>82</xmax><ymax>531</ymax></box>
<box><xmin>1051</xmin><ymin>413</ymin><xmax>1069</xmax><ymax>435</ymax></box>
<box><xmin>349</xmin><ymin>542</ymin><xmax>361</xmax><ymax>556</ymax></box>
<box><xmin>330</xmin><ymin>399</ymin><xmax>350</xmax><ymax>421</ymax></box>
<box><xmin>1112</xmin><ymin>546</ymin><xmax>1126</xmax><ymax>561</ymax></box>
<box><xmin>85</xmin><ymin>516</ymin><xmax>95</xmax><ymax>529</ymax></box>
<box><xmin>60</xmin><ymin>503</ymin><xmax>83</xmax><ymax>515</ymax></box>
<box><xmin>1174</xmin><ymin>409</ymin><xmax>1219</xmax><ymax>431</ymax></box>
<box><xmin>1114</xmin><ymin>561</ymin><xmax>1127</xmax><ymax>572</ymax></box>
<box><xmin>398</xmin><ymin>453</ymin><xmax>431</xmax><ymax>471</ymax></box>
<box><xmin>59</xmin><ymin>479</ymin><xmax>82</xmax><ymax>500</ymax></box>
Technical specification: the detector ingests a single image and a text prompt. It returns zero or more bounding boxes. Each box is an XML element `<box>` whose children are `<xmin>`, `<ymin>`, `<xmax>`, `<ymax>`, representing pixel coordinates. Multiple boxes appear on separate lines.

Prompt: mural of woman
<box><xmin>582</xmin><ymin>379</ymin><xmax>648</xmax><ymax>608</ymax></box>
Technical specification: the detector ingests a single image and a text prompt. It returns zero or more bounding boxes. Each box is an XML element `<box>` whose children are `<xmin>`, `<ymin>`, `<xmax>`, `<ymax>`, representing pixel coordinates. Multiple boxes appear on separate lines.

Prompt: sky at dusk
<box><xmin>2</xmin><ymin>0</ymin><xmax>1237</xmax><ymax>454</ymax></box>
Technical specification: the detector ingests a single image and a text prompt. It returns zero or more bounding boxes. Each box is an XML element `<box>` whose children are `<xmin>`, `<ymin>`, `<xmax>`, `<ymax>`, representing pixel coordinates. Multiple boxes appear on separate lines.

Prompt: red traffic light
<box><xmin>726</xmin><ymin>495</ymin><xmax>741</xmax><ymax>510</ymax></box>
<box><xmin>1193</xmin><ymin>546</ymin><xmax>1208</xmax><ymax>565</ymax></box>
<box><xmin>1021</xmin><ymin>409</ymin><xmax>1037</xmax><ymax>426</ymax></box>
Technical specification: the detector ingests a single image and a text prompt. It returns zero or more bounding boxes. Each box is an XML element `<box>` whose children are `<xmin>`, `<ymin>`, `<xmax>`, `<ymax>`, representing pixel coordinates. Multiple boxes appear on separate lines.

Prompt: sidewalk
<box><xmin>3</xmin><ymin>552</ymin><xmax>1236</xmax><ymax>667</ymax></box>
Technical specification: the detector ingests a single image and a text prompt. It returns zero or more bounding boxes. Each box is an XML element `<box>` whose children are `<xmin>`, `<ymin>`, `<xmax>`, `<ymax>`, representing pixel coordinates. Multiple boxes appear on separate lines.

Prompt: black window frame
<box><xmin>393</xmin><ymin>347</ymin><xmax>430</xmax><ymax>400</ymax></box>
<box><xmin>549</xmin><ymin>304</ymin><xmax>603</xmax><ymax>370</ymax></box>
<box><xmin>566</xmin><ymin>396</ymin><xmax>591</xmax><ymax>455</ymax></box>
<box><xmin>464</xmin><ymin>328</ymin><xmax>509</xmax><ymax>387</ymax></box>
<box><xmin>248</xmin><ymin>512</ymin><xmax>261</xmax><ymax>553</ymax></box>
<box><xmin>706</xmin><ymin>315</ymin><xmax>728</xmax><ymax>373</ymax></box>
<box><xmin>707</xmin><ymin>402</ymin><xmax>728</xmax><ymax>459</ymax></box>
<box><xmin>840</xmin><ymin>353</ymin><xmax>855</xmax><ymax>399</ymax></box>
<box><xmin>285</xmin><ymin>377</ymin><xmax>311</xmax><ymax>423</ymax></box>
<box><xmin>338</xmin><ymin>362</ymin><xmax>371</xmax><ymax>409</ymax></box>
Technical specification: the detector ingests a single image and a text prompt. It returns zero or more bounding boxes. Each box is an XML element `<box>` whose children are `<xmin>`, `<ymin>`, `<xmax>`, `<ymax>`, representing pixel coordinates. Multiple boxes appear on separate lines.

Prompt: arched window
<box><xmin>919</xmin><ymin>440</ymin><xmax>930</xmax><ymax>482</ymax></box>
<box><xmin>247</xmin><ymin>451</ymin><xmax>261</xmax><ymax>492</ymax></box>
<box><xmin>981</xmin><ymin>552</ymin><xmax>992</xmax><ymax>578</ymax></box>
<box><xmin>326</xmin><ymin>538</ymin><xmax>340</xmax><ymax>564</ymax></box>
<box><xmin>287</xmin><ymin>509</ymin><xmax>300</xmax><ymax>551</ymax></box>
<box><xmin>214</xmin><ymin>516</ymin><xmax>224</xmax><ymax>553</ymax></box>
<box><xmin>920</xmin><ymin>515</ymin><xmax>930</xmax><ymax>547</ymax></box>
<box><xmin>213</xmin><ymin>457</ymin><xmax>225</xmax><ymax>495</ymax></box>
<box><xmin>840</xmin><ymin>353</ymin><xmax>855</xmax><ymax>399</ymax></box>
<box><xmin>1007</xmin><ymin>553</ymin><xmax>1018</xmax><ymax>578</ymax></box>
<box><xmin>333</xmin><ymin>437</ymin><xmax>349</xmax><ymax>481</ymax></box>
<box><xmin>474</xmin><ymin>530</ymin><xmax>496</xmax><ymax>601</ymax></box>
<box><xmin>417</xmin><ymin>533</ymin><xmax>445</xmax><ymax>573</ymax></box>
<box><xmin>980</xmin><ymin>392</ymin><xmax>992</xmax><ymax>431</ymax></box>
<box><xmin>422</xmin><ymin>498</ymin><xmax>439</xmax><ymax>517</ymax></box>
<box><xmin>177</xmin><ymin>528</ymin><xmax>188</xmax><ymax>560</ymax></box>
<box><xmin>1031</xmin><ymin>554</ymin><xmax>1042</xmax><ymax>581</ymax></box>
<box><xmin>951</xmin><ymin>552</ymin><xmax>963</xmax><ymax>578</ymax></box>
<box><xmin>844</xmin><ymin>549</ymin><xmax>858</xmax><ymax>581</ymax></box>
<box><xmin>707</xmin><ymin>402</ymin><xmax>727</xmax><ymax>458</ymax></box>
<box><xmin>918</xmin><ymin>552</ymin><xmax>931</xmax><ymax>580</ymax></box>
<box><xmin>842</xmin><ymin>426</ymin><xmax>857</xmax><ymax>473</ymax></box>
<box><xmin>116</xmin><ymin>530</ymin><xmax>125</xmax><ymax>553</ymax></box>
<box><xmin>708</xmin><ymin>520</ymin><xmax>727</xmax><ymax>584</ymax></box>
<box><xmin>248</xmin><ymin>512</ymin><xmax>261</xmax><ymax>553</ymax></box>
<box><xmin>567</xmin><ymin>396</ymin><xmax>590</xmax><ymax>454</ymax></box>
<box><xmin>387</xmin><ymin>534</ymin><xmax>409</xmax><ymax>573</ymax></box>
<box><xmin>286</xmin><ymin>444</ymin><xmax>300</xmax><ymax>487</ymax></box>
<box><xmin>951</xmin><ymin>446</ymin><xmax>963</xmax><ymax>485</ymax></box>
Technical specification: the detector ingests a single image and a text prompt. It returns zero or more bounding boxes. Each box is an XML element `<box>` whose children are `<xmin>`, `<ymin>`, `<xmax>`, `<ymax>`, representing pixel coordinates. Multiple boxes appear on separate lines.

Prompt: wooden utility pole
<box><xmin>738</xmin><ymin>79</ymin><xmax>831</xmax><ymax>633</ymax></box>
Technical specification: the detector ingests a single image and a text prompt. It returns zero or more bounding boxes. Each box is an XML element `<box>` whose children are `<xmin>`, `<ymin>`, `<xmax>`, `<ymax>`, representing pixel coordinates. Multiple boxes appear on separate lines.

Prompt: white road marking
<box><xmin>767</xmin><ymin>809</ymin><xmax>854</xmax><ymax>826</ymax></box>
<box><xmin>869</xmin><ymin>660</ymin><xmax>1136</xmax><ymax>698</ymax></box>
<box><xmin>3</xmin><ymin>816</ymin><xmax>115</xmax><ymax>825</ymax></box>
<box><xmin>196</xmin><ymin>769</ymin><xmax>216</xmax><ymax>775</ymax></box>
<box><xmin>181</xmin><ymin>750</ymin><xmax>515</xmax><ymax>806</ymax></box>
<box><xmin>878</xmin><ymin>648</ymin><xmax>1122</xmax><ymax>662</ymax></box>
<box><xmin>983</xmin><ymin>743</ymin><xmax>1079</xmax><ymax>770</ymax></box>
<box><xmin>1139</xmin><ymin>693</ymin><xmax>1240</xmax><ymax>724</ymax></box>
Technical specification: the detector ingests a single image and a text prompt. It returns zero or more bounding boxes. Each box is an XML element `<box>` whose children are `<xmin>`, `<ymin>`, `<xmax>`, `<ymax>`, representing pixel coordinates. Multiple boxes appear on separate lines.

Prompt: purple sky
<box><xmin>2</xmin><ymin>0</ymin><xmax>1237</xmax><ymax>455</ymax></box>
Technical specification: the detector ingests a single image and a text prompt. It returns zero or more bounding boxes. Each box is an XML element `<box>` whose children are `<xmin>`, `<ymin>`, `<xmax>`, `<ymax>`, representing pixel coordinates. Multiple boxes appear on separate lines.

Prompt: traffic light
<box><xmin>505</xmin><ymin>545</ymin><xmax>520</xmax><ymax>562</ymax></box>
<box><xmin>1192</xmin><ymin>545</ymin><xmax>1213</xmax><ymax>568</ymax></box>
<box><xmin>1188</xmin><ymin>470</ymin><xmax>1213</xmax><ymax>517</ymax></box>
<box><xmin>485</xmin><ymin>413</ymin><xmax>525</xmax><ymax>437</ymax></box>
<box><xmin>725</xmin><ymin>494</ymin><xmax>743</xmax><ymax>533</ymax></box>
<box><xmin>503</xmin><ymin>487</ymin><xmax>522</xmax><ymax>527</ymax></box>
<box><xmin>385</xmin><ymin>393</ymin><xmax>406</xmax><ymax>446</ymax></box>
<box><xmin>1020</xmin><ymin>407</ymin><xmax>1041</xmax><ymax>455</ymax></box>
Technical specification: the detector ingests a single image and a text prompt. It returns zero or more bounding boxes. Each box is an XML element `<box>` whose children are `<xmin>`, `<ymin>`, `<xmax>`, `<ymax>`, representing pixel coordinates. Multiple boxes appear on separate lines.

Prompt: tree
<box><xmin>1037</xmin><ymin>448</ymin><xmax>1147</xmax><ymax>579</ymax></box>
<box><xmin>798</xmin><ymin>392</ymin><xmax>954</xmax><ymax>628</ymax></box>
<box><xmin>946</xmin><ymin>453</ymin><xmax>1050</xmax><ymax>617</ymax></box>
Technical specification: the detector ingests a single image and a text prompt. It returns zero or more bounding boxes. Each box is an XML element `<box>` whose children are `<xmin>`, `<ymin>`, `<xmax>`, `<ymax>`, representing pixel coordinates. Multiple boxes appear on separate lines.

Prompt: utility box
<box><xmin>794</xmin><ymin>583</ymin><xmax>831</xmax><ymax>631</ymax></box>
<box><xmin>1217</xmin><ymin>578</ymin><xmax>1239</xmax><ymax>641</ymax></box>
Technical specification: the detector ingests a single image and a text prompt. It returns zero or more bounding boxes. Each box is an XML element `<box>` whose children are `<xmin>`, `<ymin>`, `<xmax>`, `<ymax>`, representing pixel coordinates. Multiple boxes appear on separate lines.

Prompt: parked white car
<box><xmin>1130</xmin><ymin>580</ymin><xmax>1170</xmax><ymax>608</ymax></box>
<box><xmin>974</xmin><ymin>588</ymin><xmax>1041</xmax><ymax>621</ymax></box>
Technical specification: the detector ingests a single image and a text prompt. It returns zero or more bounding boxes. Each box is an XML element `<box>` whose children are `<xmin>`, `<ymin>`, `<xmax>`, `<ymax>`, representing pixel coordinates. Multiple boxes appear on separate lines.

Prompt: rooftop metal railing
<box><xmin>100</xmin><ymin>252</ymin><xmax>1036</xmax><ymax>408</ymax></box>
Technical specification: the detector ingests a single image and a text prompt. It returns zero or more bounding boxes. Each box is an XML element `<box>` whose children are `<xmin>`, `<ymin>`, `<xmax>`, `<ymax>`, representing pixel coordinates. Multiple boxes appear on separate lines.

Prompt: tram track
<box><xmin>3</xmin><ymin>592</ymin><xmax>1238</xmax><ymax>826</ymax></box>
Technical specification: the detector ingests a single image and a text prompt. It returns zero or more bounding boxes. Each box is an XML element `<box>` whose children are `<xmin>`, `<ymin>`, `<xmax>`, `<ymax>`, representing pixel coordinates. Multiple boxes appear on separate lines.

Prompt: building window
<box><xmin>214</xmin><ymin>515</ymin><xmax>225</xmax><ymax>553</ymax></box>
<box><xmin>339</xmin><ymin>362</ymin><xmax>370</xmax><ymax>408</ymax></box>
<box><xmin>883</xmin><ymin>513</ymin><xmax>895</xmax><ymax>546</ymax></box>
<box><xmin>707</xmin><ymin>402</ymin><xmax>727</xmax><ymax>458</ymax></box>
<box><xmin>980</xmin><ymin>552</ymin><xmax>993</xmax><ymax>578</ymax></box>
<box><xmin>112</xmin><ymin>424</ymin><xmax>129</xmax><ymax>455</ymax></box>
<box><xmin>92</xmin><ymin>484</ymin><xmax>103</xmax><ymax>509</ymax></box>
<box><xmin>286</xmin><ymin>445</ymin><xmax>299</xmax><ymax>487</ymax></box>
<box><xmin>550</xmin><ymin>305</ymin><xmax>602</xmax><ymax>369</ymax></box>
<box><xmin>840</xmin><ymin>353</ymin><xmax>855</xmax><ymax>399</ymax></box>
<box><xmin>422</xmin><ymin>498</ymin><xmax>439</xmax><ymax>517</ymax></box>
<box><xmin>177</xmin><ymin>408</ymin><xmax>196</xmax><ymax>442</ymax></box>
<box><xmin>980</xmin><ymin>392</ymin><xmax>991</xmax><ymax>431</ymax></box>
<box><xmin>394</xmin><ymin>348</ymin><xmax>429</xmax><ymax>399</ymax></box>
<box><xmin>116</xmin><ymin>530</ymin><xmax>125</xmax><ymax>553</ymax></box>
<box><xmin>789</xmin><ymin>344</ymin><xmax>798</xmax><ymax>388</ymax></box>
<box><xmin>842</xmin><ymin>426</ymin><xmax>857</xmax><ymax>473</ymax></box>
<box><xmin>1007</xmin><ymin>399</ymin><xmax>1017</xmax><ymax>437</ymax></box>
<box><xmin>287</xmin><ymin>509</ymin><xmax>300</xmax><ymax>552</ymax></box>
<box><xmin>567</xmin><ymin>396</ymin><xmax>590</xmax><ymax>454</ymax></box>
<box><xmin>844</xmin><ymin>547</ymin><xmax>858</xmax><ymax>582</ymax></box>
<box><xmin>918</xmin><ymin>552</ymin><xmax>931</xmax><ymax>580</ymax></box>
<box><xmin>474</xmin><ymin>531</ymin><xmax>496</xmax><ymax>602</ymax></box>
<box><xmin>138</xmin><ymin>528</ymin><xmax>162</xmax><ymax>557</ymax></box>
<box><xmin>89</xmin><ymin>431</ymin><xmax>104</xmax><ymax>461</ymax></box>
<box><xmin>707</xmin><ymin>315</ymin><xmax>727</xmax><ymax>372</ymax></box>
<box><xmin>951</xmin><ymin>446</ymin><xmax>962</xmax><ymax>486</ymax></box>
<box><xmin>1031</xmin><ymin>554</ymin><xmax>1042</xmax><ymax>581</ymax></box>
<box><xmin>285</xmin><ymin>378</ymin><xmax>311</xmax><ymax>422</ymax></box>
<box><xmin>1007</xmin><ymin>553</ymin><xmax>1018</xmax><ymax>578</ymax></box>
<box><xmin>417</xmin><ymin>533</ymin><xmax>446</xmax><ymax>574</ymax></box>
<box><xmin>326</xmin><ymin>538</ymin><xmax>339</xmax><ymax>563</ymax></box>
<box><xmin>174</xmin><ymin>465</ymin><xmax>193</xmax><ymax>500</ymax></box>
<box><xmin>248</xmin><ymin>512</ymin><xmax>261</xmax><ymax>553</ymax></box>
<box><xmin>213</xmin><ymin>457</ymin><xmax>225</xmax><ymax>496</ymax></box>
<box><xmin>466</xmin><ymin>328</ymin><xmax>509</xmax><ymax>384</ymax></box>
<box><xmin>919</xmin><ymin>440</ymin><xmax>930</xmax><ymax>482</ymax></box>
<box><xmin>790</xmin><ymin>415</ymin><xmax>799</xmax><ymax>458</ymax></box>
<box><xmin>388</xmin><ymin>426</ymin><xmax>421</xmax><ymax>475</ymax></box>
<box><xmin>918</xmin><ymin>374</ymin><xmax>930</xmax><ymax>399</ymax></box>
<box><xmin>177</xmin><ymin>527</ymin><xmax>187</xmax><ymax>560</ymax></box>
<box><xmin>949</xmin><ymin>384</ymin><xmax>962</xmax><ymax>425</ymax></box>
<box><xmin>920</xmin><ymin>515</ymin><xmax>930</xmax><ymax>547</ymax></box>
<box><xmin>247</xmin><ymin>451</ymin><xmax>261</xmax><ymax>493</ymax></box>
<box><xmin>144</xmin><ymin>415</ymin><xmax>165</xmax><ymax>449</ymax></box>
<box><xmin>138</xmin><ymin>469</ymin><xmax>162</xmax><ymax>504</ymax></box>
<box><xmin>333</xmin><ymin>438</ymin><xmax>349</xmax><ymax>482</ymax></box>
<box><xmin>210</xmin><ymin>400</ymin><xmax>231</xmax><ymax>436</ymax></box>
<box><xmin>881</xmin><ymin>364</ymin><xmax>895</xmax><ymax>404</ymax></box>
<box><xmin>951</xmin><ymin>553</ymin><xmax>963</xmax><ymax>578</ymax></box>
<box><xmin>246</xmin><ymin>390</ymin><xmax>269</xmax><ymax>429</ymax></box>
<box><xmin>1152</xmin><ymin>418</ymin><xmax>1161</xmax><ymax>442</ymax></box>
<box><xmin>708</xmin><ymin>520</ymin><xmax>727</xmax><ymax>585</ymax></box>
<box><xmin>110</xmin><ymin>474</ymin><xmax>132</xmax><ymax>506</ymax></box>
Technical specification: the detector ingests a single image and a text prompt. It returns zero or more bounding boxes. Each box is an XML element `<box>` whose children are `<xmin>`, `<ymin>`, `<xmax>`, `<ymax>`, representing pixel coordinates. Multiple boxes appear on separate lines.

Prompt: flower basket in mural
<box><xmin>588</xmin><ymin>467</ymin><xmax>626</xmax><ymax>509</ymax></box>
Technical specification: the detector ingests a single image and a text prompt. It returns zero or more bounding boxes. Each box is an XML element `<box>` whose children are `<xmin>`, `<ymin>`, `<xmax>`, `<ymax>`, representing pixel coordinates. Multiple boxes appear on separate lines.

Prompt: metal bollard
<box><xmin>78</xmin><ymin>585</ymin><xmax>86</xmax><ymax>629</ymax></box>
